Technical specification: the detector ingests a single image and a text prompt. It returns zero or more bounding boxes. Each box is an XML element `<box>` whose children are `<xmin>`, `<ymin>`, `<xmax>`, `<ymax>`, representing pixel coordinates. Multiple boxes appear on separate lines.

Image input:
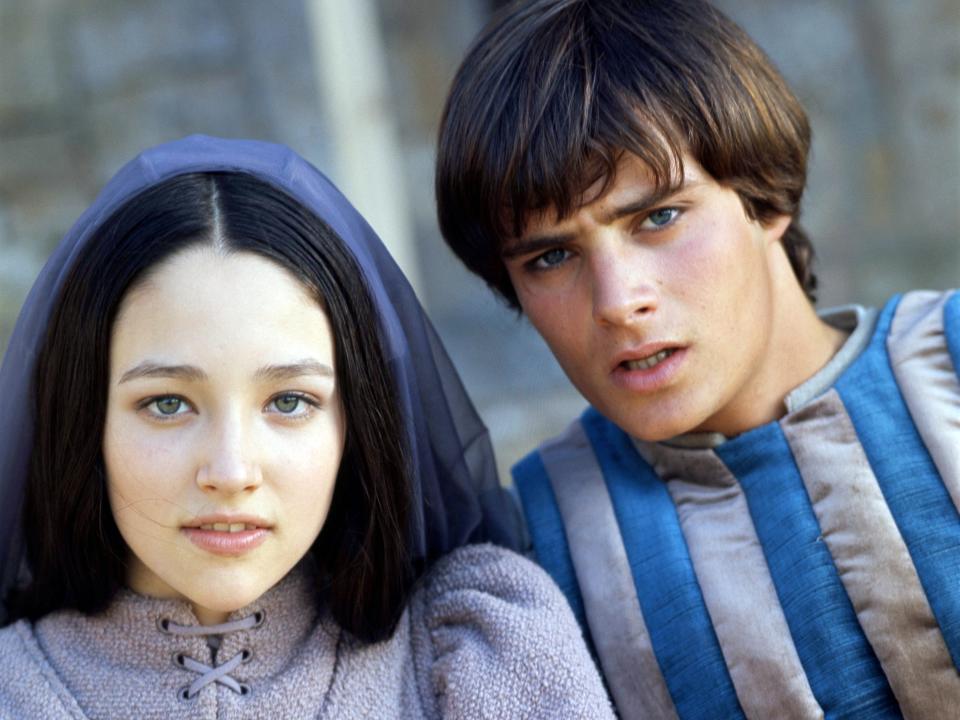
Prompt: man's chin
<box><xmin>603</xmin><ymin>408</ymin><xmax>697</xmax><ymax>444</ymax></box>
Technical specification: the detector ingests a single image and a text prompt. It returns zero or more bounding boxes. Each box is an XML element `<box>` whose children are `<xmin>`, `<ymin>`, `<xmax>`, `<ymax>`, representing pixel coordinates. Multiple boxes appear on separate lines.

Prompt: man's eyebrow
<box><xmin>501</xmin><ymin>182</ymin><xmax>692</xmax><ymax>259</ymax></box>
<box><xmin>253</xmin><ymin>360</ymin><xmax>335</xmax><ymax>382</ymax></box>
<box><xmin>119</xmin><ymin>363</ymin><xmax>208</xmax><ymax>384</ymax></box>
<box><xmin>598</xmin><ymin>183</ymin><xmax>681</xmax><ymax>225</ymax></box>
<box><xmin>501</xmin><ymin>234</ymin><xmax>575</xmax><ymax>260</ymax></box>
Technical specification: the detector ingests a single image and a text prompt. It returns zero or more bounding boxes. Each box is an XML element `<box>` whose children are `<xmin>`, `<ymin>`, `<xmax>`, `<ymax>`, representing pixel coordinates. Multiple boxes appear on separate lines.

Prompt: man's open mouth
<box><xmin>622</xmin><ymin>348</ymin><xmax>677</xmax><ymax>371</ymax></box>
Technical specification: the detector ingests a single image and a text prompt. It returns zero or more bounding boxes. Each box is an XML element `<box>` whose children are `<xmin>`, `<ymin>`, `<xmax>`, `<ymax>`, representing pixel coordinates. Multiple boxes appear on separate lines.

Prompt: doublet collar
<box><xmin>650</xmin><ymin>304</ymin><xmax>878</xmax><ymax>451</ymax></box>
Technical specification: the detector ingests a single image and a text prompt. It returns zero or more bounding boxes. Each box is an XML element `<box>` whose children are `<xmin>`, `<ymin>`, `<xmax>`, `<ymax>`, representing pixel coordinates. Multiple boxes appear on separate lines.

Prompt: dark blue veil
<box><xmin>0</xmin><ymin>135</ymin><xmax>526</xmax><ymax>620</ymax></box>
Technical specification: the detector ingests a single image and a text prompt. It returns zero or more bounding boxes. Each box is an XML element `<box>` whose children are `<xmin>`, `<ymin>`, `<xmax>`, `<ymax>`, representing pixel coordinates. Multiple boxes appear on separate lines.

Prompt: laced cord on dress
<box><xmin>158</xmin><ymin>611</ymin><xmax>264</xmax><ymax>700</ymax></box>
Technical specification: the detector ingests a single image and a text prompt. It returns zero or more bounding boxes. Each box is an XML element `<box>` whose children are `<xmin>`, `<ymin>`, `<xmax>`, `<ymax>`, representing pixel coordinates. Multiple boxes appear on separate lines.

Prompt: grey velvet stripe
<box><xmin>539</xmin><ymin>421</ymin><xmax>678</xmax><ymax>720</ymax></box>
<box><xmin>887</xmin><ymin>291</ymin><xmax>960</xmax><ymax>514</ymax></box>
<box><xmin>782</xmin><ymin>391</ymin><xmax>960</xmax><ymax>719</ymax></box>
<box><xmin>638</xmin><ymin>443</ymin><xmax>823</xmax><ymax>720</ymax></box>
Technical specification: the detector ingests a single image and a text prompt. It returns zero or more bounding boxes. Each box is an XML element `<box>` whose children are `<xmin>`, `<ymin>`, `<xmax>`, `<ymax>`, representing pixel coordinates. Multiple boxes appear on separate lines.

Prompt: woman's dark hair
<box><xmin>10</xmin><ymin>172</ymin><xmax>412</xmax><ymax>642</ymax></box>
<box><xmin>436</xmin><ymin>0</ymin><xmax>817</xmax><ymax>307</ymax></box>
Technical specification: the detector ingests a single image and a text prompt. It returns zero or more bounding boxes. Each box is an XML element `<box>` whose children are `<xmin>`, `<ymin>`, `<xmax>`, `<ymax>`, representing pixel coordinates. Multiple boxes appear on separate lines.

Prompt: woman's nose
<box><xmin>195</xmin><ymin>416</ymin><xmax>262</xmax><ymax>493</ymax></box>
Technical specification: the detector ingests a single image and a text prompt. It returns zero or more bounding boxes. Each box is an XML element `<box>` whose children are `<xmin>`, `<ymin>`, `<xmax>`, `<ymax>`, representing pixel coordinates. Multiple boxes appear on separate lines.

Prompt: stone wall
<box><xmin>715</xmin><ymin>0</ymin><xmax>960</xmax><ymax>302</ymax></box>
<box><xmin>1</xmin><ymin>0</ymin><xmax>957</xmax><ymax>482</ymax></box>
<box><xmin>0</xmin><ymin>0</ymin><xmax>327</xmax><ymax>352</ymax></box>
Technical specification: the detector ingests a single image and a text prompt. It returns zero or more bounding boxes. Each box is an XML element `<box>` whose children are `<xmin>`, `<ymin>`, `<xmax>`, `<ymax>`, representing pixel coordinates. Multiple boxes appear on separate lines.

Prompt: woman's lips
<box><xmin>610</xmin><ymin>346</ymin><xmax>686</xmax><ymax>393</ymax></box>
<box><xmin>181</xmin><ymin>527</ymin><xmax>270</xmax><ymax>556</ymax></box>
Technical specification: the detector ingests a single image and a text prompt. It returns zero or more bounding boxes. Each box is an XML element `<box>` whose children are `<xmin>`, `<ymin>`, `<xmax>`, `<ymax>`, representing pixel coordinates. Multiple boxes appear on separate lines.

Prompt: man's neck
<box><xmin>663</xmin><ymin>304</ymin><xmax>872</xmax><ymax>450</ymax></box>
<box><xmin>691</xmin><ymin>245</ymin><xmax>848</xmax><ymax>439</ymax></box>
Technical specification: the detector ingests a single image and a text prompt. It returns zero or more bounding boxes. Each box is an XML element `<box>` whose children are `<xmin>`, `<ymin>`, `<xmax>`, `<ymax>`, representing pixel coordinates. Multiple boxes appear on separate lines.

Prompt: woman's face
<box><xmin>103</xmin><ymin>246</ymin><xmax>345</xmax><ymax>625</ymax></box>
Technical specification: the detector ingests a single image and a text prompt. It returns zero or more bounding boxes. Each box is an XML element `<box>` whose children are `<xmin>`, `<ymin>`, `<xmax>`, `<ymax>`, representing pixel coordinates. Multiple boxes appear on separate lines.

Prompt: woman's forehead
<box><xmin>110</xmin><ymin>248</ymin><xmax>335</xmax><ymax>377</ymax></box>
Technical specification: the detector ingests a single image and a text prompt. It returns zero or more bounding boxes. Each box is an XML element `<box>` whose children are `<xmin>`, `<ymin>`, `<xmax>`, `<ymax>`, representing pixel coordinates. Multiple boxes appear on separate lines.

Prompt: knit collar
<box><xmin>32</xmin><ymin>562</ymin><xmax>339</xmax><ymax>715</ymax></box>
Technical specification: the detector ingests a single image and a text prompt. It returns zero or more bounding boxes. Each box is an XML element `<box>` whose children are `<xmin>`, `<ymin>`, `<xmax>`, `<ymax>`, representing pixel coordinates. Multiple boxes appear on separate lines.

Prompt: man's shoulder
<box><xmin>512</xmin><ymin>408</ymin><xmax>621</xmax><ymax>480</ymax></box>
<box><xmin>511</xmin><ymin>407</ymin><xmax>635</xmax><ymax>521</ymax></box>
<box><xmin>508</xmin><ymin>407</ymin><xmax>637</xmax><ymax>633</ymax></box>
<box><xmin>888</xmin><ymin>289</ymin><xmax>959</xmax><ymax>335</ymax></box>
<box><xmin>884</xmin><ymin>289</ymin><xmax>960</xmax><ymax>377</ymax></box>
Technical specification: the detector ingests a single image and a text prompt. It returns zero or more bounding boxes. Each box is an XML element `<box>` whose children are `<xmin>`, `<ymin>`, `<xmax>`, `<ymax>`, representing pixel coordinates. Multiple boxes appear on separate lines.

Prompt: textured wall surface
<box><xmin>714</xmin><ymin>0</ymin><xmax>960</xmax><ymax>302</ymax></box>
<box><xmin>0</xmin><ymin>0</ymin><xmax>328</xmax><ymax>353</ymax></box>
<box><xmin>1</xmin><ymin>0</ymin><xmax>957</xmax><ymax>481</ymax></box>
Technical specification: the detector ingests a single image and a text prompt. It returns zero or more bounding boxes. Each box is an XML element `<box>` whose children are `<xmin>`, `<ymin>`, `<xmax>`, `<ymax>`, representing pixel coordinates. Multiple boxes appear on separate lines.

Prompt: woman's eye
<box><xmin>273</xmin><ymin>394</ymin><xmax>302</xmax><ymax>414</ymax></box>
<box><xmin>531</xmin><ymin>247</ymin><xmax>571</xmax><ymax>270</ymax></box>
<box><xmin>140</xmin><ymin>396</ymin><xmax>192</xmax><ymax>421</ymax></box>
<box><xmin>152</xmin><ymin>396</ymin><xmax>186</xmax><ymax>415</ymax></box>
<box><xmin>268</xmin><ymin>393</ymin><xmax>318</xmax><ymax>417</ymax></box>
<box><xmin>641</xmin><ymin>207</ymin><xmax>680</xmax><ymax>230</ymax></box>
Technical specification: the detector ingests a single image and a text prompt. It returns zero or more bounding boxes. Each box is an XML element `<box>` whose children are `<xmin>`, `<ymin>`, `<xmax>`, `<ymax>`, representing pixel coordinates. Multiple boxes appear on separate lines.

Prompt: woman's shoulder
<box><xmin>0</xmin><ymin>619</ymin><xmax>86</xmax><ymax>719</ymax></box>
<box><xmin>420</xmin><ymin>542</ymin><xmax>557</xmax><ymax>602</ymax></box>
<box><xmin>408</xmin><ymin>543</ymin><xmax>614</xmax><ymax>719</ymax></box>
<box><xmin>0</xmin><ymin>620</ymin><xmax>45</xmax><ymax>689</ymax></box>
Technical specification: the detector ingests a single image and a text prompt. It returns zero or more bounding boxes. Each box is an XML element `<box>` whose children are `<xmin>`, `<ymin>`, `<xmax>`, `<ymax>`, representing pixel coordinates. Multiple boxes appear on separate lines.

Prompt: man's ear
<box><xmin>763</xmin><ymin>214</ymin><xmax>793</xmax><ymax>245</ymax></box>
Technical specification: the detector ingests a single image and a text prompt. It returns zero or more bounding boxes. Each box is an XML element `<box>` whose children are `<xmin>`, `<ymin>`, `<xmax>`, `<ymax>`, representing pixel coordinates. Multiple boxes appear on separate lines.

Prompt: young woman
<box><xmin>0</xmin><ymin>136</ymin><xmax>612</xmax><ymax>718</ymax></box>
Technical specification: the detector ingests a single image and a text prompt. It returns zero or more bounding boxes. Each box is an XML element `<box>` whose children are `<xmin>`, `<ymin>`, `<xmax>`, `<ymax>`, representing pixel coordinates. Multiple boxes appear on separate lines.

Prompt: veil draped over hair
<box><xmin>0</xmin><ymin>135</ymin><xmax>526</xmax><ymax>621</ymax></box>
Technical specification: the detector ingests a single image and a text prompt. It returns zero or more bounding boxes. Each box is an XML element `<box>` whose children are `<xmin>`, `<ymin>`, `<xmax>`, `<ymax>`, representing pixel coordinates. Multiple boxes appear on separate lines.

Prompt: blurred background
<box><xmin>1</xmin><ymin>0</ymin><xmax>958</xmax><ymax>482</ymax></box>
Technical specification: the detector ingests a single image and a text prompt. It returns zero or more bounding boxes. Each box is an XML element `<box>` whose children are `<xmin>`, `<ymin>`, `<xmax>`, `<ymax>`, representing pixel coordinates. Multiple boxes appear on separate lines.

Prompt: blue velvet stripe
<box><xmin>512</xmin><ymin>453</ymin><xmax>587</xmax><ymax>630</ymax></box>
<box><xmin>945</xmin><ymin>291</ymin><xmax>960</xmax><ymax>381</ymax></box>
<box><xmin>718</xmin><ymin>424</ymin><xmax>901</xmax><ymax>719</ymax></box>
<box><xmin>581</xmin><ymin>408</ymin><xmax>745</xmax><ymax>720</ymax></box>
<box><xmin>836</xmin><ymin>294</ymin><xmax>960</xmax><ymax>668</ymax></box>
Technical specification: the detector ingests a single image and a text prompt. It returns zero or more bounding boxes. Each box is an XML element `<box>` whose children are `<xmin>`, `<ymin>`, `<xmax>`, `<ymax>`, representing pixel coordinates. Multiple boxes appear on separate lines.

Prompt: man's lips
<box><xmin>610</xmin><ymin>342</ymin><xmax>684</xmax><ymax>372</ymax></box>
<box><xmin>610</xmin><ymin>344</ymin><xmax>687</xmax><ymax>393</ymax></box>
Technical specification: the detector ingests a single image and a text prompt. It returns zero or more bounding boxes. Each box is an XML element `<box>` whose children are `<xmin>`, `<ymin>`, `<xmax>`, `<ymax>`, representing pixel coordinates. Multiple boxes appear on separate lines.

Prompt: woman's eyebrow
<box><xmin>254</xmin><ymin>360</ymin><xmax>335</xmax><ymax>382</ymax></box>
<box><xmin>119</xmin><ymin>363</ymin><xmax>207</xmax><ymax>384</ymax></box>
<box><xmin>118</xmin><ymin>360</ymin><xmax>334</xmax><ymax>384</ymax></box>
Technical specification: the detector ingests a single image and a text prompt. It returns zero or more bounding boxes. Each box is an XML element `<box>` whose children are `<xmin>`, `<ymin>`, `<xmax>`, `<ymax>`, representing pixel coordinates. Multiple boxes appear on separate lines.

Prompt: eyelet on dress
<box><xmin>156</xmin><ymin>617</ymin><xmax>171</xmax><ymax>634</ymax></box>
<box><xmin>252</xmin><ymin>610</ymin><xmax>265</xmax><ymax>627</ymax></box>
<box><xmin>177</xmin><ymin>686</ymin><xmax>195</xmax><ymax>702</ymax></box>
<box><xmin>239</xmin><ymin>683</ymin><xmax>251</xmax><ymax>696</ymax></box>
<box><xmin>240</xmin><ymin>648</ymin><xmax>253</xmax><ymax>663</ymax></box>
<box><xmin>172</xmin><ymin>652</ymin><xmax>186</xmax><ymax>667</ymax></box>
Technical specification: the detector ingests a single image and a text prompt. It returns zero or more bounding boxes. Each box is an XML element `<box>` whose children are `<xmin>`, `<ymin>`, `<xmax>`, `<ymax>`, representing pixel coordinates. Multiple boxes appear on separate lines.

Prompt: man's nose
<box><xmin>195</xmin><ymin>414</ymin><xmax>262</xmax><ymax>494</ymax></box>
<box><xmin>591</xmin><ymin>240</ymin><xmax>659</xmax><ymax>326</ymax></box>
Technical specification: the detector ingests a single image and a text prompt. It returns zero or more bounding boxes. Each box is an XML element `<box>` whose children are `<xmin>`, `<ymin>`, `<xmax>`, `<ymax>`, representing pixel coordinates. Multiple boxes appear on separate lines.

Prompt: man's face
<box><xmin>502</xmin><ymin>152</ymin><xmax>791</xmax><ymax>441</ymax></box>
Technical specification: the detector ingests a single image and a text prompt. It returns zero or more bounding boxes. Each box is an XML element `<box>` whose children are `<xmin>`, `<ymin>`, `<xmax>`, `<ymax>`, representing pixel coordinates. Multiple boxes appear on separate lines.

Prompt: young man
<box><xmin>435</xmin><ymin>1</ymin><xmax>960</xmax><ymax>718</ymax></box>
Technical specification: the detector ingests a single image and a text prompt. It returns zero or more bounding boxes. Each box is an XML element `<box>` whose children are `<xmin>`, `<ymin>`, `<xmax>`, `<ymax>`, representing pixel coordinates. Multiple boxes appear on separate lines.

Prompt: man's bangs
<box><xmin>496</xmin><ymin>95</ymin><xmax>689</xmax><ymax>242</ymax></box>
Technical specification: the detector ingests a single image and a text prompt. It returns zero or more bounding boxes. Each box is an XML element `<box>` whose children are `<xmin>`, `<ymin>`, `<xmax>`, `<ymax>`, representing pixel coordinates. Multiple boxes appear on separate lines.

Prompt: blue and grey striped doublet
<box><xmin>514</xmin><ymin>290</ymin><xmax>960</xmax><ymax>720</ymax></box>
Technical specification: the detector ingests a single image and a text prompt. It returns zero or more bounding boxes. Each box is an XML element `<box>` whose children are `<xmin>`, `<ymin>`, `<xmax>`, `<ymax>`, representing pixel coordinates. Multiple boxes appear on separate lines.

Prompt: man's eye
<box><xmin>642</xmin><ymin>208</ymin><xmax>680</xmax><ymax>229</ymax></box>
<box><xmin>533</xmin><ymin>248</ymin><xmax>570</xmax><ymax>269</ymax></box>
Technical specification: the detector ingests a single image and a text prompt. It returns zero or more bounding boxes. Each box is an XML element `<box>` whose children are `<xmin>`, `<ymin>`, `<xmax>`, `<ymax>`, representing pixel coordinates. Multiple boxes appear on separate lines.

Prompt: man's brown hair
<box><xmin>436</xmin><ymin>0</ymin><xmax>816</xmax><ymax>308</ymax></box>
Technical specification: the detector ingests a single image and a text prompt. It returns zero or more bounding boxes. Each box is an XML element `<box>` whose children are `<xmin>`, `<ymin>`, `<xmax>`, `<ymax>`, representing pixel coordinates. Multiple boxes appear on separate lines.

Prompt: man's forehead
<box><xmin>504</xmin><ymin>152</ymin><xmax>698</xmax><ymax>245</ymax></box>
